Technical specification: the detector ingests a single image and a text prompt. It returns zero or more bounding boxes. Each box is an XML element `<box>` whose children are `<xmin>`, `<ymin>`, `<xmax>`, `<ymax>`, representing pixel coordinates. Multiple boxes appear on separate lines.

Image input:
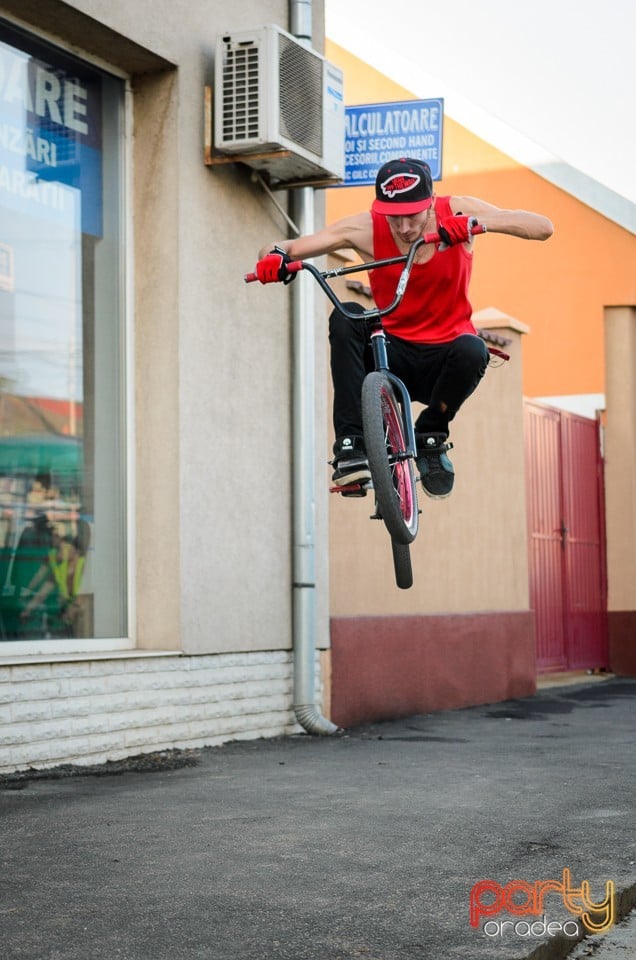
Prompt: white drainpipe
<box><xmin>289</xmin><ymin>0</ymin><xmax>340</xmax><ymax>735</ymax></box>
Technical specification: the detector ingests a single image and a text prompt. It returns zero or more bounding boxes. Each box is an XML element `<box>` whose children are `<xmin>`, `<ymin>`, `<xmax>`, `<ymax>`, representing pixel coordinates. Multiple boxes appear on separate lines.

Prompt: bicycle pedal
<box><xmin>342</xmin><ymin>487</ymin><xmax>368</xmax><ymax>499</ymax></box>
<box><xmin>329</xmin><ymin>482</ymin><xmax>363</xmax><ymax>495</ymax></box>
<box><xmin>330</xmin><ymin>480</ymin><xmax>372</xmax><ymax>498</ymax></box>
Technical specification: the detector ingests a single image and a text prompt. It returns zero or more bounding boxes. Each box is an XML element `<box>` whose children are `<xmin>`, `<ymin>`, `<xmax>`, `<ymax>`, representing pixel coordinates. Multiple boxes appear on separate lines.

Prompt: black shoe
<box><xmin>331</xmin><ymin>436</ymin><xmax>371</xmax><ymax>486</ymax></box>
<box><xmin>416</xmin><ymin>433</ymin><xmax>454</xmax><ymax>499</ymax></box>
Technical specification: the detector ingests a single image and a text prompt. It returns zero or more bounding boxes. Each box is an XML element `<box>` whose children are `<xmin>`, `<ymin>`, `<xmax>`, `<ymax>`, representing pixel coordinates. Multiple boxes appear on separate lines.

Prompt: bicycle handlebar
<box><xmin>244</xmin><ymin>225</ymin><xmax>486</xmax><ymax>320</ymax></box>
<box><xmin>244</xmin><ymin>260</ymin><xmax>303</xmax><ymax>285</ymax></box>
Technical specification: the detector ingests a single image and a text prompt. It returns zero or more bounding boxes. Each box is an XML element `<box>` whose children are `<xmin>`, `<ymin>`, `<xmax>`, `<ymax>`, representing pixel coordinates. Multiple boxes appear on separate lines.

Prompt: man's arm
<box><xmin>450</xmin><ymin>196</ymin><xmax>553</xmax><ymax>241</ymax></box>
<box><xmin>258</xmin><ymin>211</ymin><xmax>374</xmax><ymax>261</ymax></box>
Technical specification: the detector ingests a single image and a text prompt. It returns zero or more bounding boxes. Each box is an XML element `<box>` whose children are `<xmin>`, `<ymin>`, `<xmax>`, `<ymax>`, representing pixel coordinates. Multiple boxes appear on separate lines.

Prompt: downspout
<box><xmin>289</xmin><ymin>0</ymin><xmax>340</xmax><ymax>735</ymax></box>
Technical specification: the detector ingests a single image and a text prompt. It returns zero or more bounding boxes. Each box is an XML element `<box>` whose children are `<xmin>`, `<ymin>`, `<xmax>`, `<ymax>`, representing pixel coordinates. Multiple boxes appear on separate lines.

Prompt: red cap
<box><xmin>372</xmin><ymin>158</ymin><xmax>434</xmax><ymax>215</ymax></box>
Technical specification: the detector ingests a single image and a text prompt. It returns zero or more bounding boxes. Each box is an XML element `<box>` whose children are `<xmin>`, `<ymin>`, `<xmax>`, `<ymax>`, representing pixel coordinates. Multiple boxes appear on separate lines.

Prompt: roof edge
<box><xmin>326</xmin><ymin>31</ymin><xmax>636</xmax><ymax>235</ymax></box>
<box><xmin>529</xmin><ymin>162</ymin><xmax>636</xmax><ymax>234</ymax></box>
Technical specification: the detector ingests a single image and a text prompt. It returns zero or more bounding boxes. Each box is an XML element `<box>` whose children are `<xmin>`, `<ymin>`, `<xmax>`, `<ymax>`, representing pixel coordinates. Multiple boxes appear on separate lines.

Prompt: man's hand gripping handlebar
<box><xmin>436</xmin><ymin>215</ymin><xmax>484</xmax><ymax>248</ymax></box>
<box><xmin>245</xmin><ymin>246</ymin><xmax>303</xmax><ymax>285</ymax></box>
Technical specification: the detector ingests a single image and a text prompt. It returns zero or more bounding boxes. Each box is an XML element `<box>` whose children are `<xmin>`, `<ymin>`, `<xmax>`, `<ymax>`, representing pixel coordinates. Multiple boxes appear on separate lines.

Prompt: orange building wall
<box><xmin>325</xmin><ymin>41</ymin><xmax>636</xmax><ymax>398</ymax></box>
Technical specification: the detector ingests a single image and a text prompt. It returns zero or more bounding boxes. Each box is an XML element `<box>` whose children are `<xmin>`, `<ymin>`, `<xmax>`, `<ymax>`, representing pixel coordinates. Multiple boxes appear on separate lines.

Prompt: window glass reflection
<box><xmin>0</xmin><ymin>23</ymin><xmax>126</xmax><ymax>642</ymax></box>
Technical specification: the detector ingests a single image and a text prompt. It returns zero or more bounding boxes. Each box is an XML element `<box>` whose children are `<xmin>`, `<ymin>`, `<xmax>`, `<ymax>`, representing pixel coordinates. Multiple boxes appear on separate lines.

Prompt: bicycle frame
<box><xmin>366</xmin><ymin>335</ymin><xmax>417</xmax><ymax>462</ymax></box>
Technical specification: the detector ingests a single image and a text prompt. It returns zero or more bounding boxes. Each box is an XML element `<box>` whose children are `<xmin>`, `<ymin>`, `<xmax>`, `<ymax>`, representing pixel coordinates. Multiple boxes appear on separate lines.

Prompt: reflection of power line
<box><xmin>1</xmin><ymin>348</ymin><xmax>82</xmax><ymax>359</ymax></box>
<box><xmin>5</xmin><ymin>316</ymin><xmax>82</xmax><ymax>335</ymax></box>
<box><xmin>0</xmin><ymin>237</ymin><xmax>78</xmax><ymax>248</ymax></box>
<box><xmin>1</xmin><ymin>355</ymin><xmax>82</xmax><ymax>381</ymax></box>
<box><xmin>11</xmin><ymin>293</ymin><xmax>82</xmax><ymax>306</ymax></box>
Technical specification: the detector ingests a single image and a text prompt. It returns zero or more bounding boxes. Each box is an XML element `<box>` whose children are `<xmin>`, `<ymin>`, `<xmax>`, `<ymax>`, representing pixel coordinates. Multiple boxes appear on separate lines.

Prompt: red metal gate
<box><xmin>524</xmin><ymin>401</ymin><xmax>608</xmax><ymax>672</ymax></box>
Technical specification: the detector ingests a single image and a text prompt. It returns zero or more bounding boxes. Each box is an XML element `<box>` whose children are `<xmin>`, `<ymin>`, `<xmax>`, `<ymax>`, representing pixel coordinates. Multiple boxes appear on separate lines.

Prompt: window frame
<box><xmin>0</xmin><ymin>16</ymin><xmax>135</xmax><ymax>658</ymax></box>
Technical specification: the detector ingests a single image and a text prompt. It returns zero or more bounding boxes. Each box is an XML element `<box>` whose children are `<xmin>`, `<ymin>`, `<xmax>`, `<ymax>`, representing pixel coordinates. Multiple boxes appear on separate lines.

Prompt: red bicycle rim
<box><xmin>380</xmin><ymin>386</ymin><xmax>416</xmax><ymax>528</ymax></box>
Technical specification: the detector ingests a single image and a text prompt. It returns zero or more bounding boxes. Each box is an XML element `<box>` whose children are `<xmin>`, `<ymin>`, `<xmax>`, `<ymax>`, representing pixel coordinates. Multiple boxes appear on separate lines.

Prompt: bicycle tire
<box><xmin>362</xmin><ymin>371</ymin><xmax>418</xmax><ymax>545</ymax></box>
<box><xmin>391</xmin><ymin>539</ymin><xmax>413</xmax><ymax>590</ymax></box>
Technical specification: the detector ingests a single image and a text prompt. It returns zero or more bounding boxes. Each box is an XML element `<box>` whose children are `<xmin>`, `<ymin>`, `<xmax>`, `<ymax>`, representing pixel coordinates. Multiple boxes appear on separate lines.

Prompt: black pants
<box><xmin>329</xmin><ymin>302</ymin><xmax>490</xmax><ymax>439</ymax></box>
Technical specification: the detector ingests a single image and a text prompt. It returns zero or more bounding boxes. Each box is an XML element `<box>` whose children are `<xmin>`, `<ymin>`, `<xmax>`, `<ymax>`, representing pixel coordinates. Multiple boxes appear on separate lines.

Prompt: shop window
<box><xmin>0</xmin><ymin>21</ymin><xmax>128</xmax><ymax>647</ymax></box>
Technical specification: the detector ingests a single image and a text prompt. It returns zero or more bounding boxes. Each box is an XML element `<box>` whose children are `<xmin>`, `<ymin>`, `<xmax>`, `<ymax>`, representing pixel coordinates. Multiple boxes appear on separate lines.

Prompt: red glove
<box><xmin>437</xmin><ymin>215</ymin><xmax>479</xmax><ymax>247</ymax></box>
<box><xmin>255</xmin><ymin>251</ymin><xmax>296</xmax><ymax>284</ymax></box>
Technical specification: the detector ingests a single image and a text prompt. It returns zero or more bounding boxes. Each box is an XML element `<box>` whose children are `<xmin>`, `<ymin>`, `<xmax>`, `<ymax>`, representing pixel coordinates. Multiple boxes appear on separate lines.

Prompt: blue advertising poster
<box><xmin>0</xmin><ymin>36</ymin><xmax>103</xmax><ymax>236</ymax></box>
<box><xmin>344</xmin><ymin>99</ymin><xmax>444</xmax><ymax>187</ymax></box>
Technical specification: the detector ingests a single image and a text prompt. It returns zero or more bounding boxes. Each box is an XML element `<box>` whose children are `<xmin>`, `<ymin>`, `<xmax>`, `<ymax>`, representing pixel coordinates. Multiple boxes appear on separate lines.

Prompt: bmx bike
<box><xmin>245</xmin><ymin>227</ymin><xmax>486</xmax><ymax>589</ymax></box>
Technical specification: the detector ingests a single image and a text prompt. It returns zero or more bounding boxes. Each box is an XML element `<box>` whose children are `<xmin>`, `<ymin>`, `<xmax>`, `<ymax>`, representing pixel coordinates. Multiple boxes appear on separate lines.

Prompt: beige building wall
<box><xmin>0</xmin><ymin>0</ymin><xmax>338</xmax><ymax>771</ymax></box>
<box><xmin>0</xmin><ymin>0</ymin><xmax>330</xmax><ymax>657</ymax></box>
<box><xmin>604</xmin><ymin>306</ymin><xmax>636</xmax><ymax>674</ymax></box>
<box><xmin>327</xmin><ymin>270</ymin><xmax>531</xmax><ymax>617</ymax></box>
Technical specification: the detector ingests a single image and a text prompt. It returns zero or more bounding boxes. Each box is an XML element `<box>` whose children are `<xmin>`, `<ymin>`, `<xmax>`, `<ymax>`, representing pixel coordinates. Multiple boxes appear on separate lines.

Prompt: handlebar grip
<box><xmin>287</xmin><ymin>260</ymin><xmax>304</xmax><ymax>274</ymax></box>
<box><xmin>422</xmin><ymin>224</ymin><xmax>487</xmax><ymax>247</ymax></box>
<box><xmin>244</xmin><ymin>260</ymin><xmax>304</xmax><ymax>284</ymax></box>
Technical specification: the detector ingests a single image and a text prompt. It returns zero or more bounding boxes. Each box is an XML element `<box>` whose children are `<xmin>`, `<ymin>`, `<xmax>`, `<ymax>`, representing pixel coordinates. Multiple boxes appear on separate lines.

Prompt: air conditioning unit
<box><xmin>214</xmin><ymin>24</ymin><xmax>345</xmax><ymax>184</ymax></box>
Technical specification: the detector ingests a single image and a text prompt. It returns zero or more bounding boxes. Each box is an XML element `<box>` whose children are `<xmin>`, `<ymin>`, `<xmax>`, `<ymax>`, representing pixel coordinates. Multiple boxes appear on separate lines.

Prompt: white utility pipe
<box><xmin>289</xmin><ymin>0</ymin><xmax>340</xmax><ymax>735</ymax></box>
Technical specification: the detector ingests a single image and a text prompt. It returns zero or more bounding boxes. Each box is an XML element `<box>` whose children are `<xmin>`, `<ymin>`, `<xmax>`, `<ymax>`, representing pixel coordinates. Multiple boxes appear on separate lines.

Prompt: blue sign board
<box><xmin>0</xmin><ymin>37</ymin><xmax>104</xmax><ymax>236</ymax></box>
<box><xmin>344</xmin><ymin>99</ymin><xmax>443</xmax><ymax>187</ymax></box>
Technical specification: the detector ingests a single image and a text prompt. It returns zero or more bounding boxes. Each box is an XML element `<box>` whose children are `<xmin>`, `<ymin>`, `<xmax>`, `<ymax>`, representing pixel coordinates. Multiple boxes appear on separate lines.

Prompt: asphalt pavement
<box><xmin>1</xmin><ymin>675</ymin><xmax>635</xmax><ymax>960</ymax></box>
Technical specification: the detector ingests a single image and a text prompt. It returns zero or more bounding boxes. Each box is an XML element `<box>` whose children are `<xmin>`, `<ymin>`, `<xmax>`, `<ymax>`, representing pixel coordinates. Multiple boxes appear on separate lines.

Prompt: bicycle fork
<box><xmin>368</xmin><ymin>325</ymin><xmax>418</xmax><ymax>460</ymax></box>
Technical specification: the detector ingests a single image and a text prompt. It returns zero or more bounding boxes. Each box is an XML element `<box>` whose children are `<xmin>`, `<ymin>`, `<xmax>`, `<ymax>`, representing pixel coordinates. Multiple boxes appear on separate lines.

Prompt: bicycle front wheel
<box><xmin>391</xmin><ymin>539</ymin><xmax>413</xmax><ymax>590</ymax></box>
<box><xmin>362</xmin><ymin>371</ymin><xmax>418</xmax><ymax>545</ymax></box>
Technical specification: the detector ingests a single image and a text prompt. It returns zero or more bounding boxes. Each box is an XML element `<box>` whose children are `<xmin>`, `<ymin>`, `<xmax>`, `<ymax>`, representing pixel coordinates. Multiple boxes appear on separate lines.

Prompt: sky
<box><xmin>326</xmin><ymin>0</ymin><xmax>636</xmax><ymax>205</ymax></box>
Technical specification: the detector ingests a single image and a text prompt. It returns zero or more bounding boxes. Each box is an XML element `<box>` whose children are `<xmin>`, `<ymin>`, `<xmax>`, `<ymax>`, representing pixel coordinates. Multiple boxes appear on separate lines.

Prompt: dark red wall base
<box><xmin>330</xmin><ymin>611</ymin><xmax>536</xmax><ymax>729</ymax></box>
<box><xmin>608</xmin><ymin>611</ymin><xmax>636</xmax><ymax>676</ymax></box>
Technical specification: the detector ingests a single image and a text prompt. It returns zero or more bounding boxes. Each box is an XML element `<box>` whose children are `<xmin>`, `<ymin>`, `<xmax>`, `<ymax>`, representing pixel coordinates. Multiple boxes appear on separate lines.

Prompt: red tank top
<box><xmin>369</xmin><ymin>196</ymin><xmax>476</xmax><ymax>343</ymax></box>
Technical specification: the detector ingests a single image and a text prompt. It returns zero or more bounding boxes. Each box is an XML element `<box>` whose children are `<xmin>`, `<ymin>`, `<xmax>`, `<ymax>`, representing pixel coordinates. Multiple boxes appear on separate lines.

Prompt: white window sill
<box><xmin>0</xmin><ymin>647</ymin><xmax>183</xmax><ymax>667</ymax></box>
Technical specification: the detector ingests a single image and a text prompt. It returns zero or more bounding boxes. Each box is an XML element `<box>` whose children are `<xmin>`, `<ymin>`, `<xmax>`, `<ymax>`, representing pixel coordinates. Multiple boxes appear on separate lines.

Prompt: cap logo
<box><xmin>380</xmin><ymin>172</ymin><xmax>421</xmax><ymax>199</ymax></box>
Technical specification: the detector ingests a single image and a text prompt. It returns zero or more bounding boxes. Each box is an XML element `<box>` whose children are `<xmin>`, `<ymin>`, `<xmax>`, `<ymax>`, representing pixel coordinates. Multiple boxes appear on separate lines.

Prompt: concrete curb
<box><xmin>524</xmin><ymin>881</ymin><xmax>636</xmax><ymax>958</ymax></box>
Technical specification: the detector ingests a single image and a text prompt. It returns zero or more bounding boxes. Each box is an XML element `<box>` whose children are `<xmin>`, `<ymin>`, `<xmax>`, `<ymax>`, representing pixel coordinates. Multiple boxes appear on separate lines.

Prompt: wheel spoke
<box><xmin>381</xmin><ymin>390</ymin><xmax>414</xmax><ymax>524</ymax></box>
